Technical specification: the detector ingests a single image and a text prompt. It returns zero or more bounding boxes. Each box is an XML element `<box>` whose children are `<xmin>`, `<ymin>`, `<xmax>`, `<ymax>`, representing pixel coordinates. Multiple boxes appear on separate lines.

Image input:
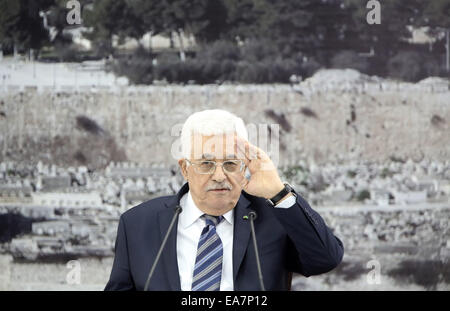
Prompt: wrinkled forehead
<box><xmin>190</xmin><ymin>133</ymin><xmax>244</xmax><ymax>160</ymax></box>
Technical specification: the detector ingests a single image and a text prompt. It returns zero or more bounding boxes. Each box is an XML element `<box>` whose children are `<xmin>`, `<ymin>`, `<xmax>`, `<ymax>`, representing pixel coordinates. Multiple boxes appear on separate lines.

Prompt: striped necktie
<box><xmin>191</xmin><ymin>214</ymin><xmax>224</xmax><ymax>291</ymax></box>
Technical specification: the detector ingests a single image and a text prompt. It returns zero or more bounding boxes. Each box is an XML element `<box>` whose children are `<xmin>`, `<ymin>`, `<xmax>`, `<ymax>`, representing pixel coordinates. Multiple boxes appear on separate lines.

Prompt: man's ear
<box><xmin>178</xmin><ymin>159</ymin><xmax>188</xmax><ymax>181</ymax></box>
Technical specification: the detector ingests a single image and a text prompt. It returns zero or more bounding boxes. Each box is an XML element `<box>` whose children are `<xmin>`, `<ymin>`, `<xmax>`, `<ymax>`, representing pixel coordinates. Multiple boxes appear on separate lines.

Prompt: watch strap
<box><xmin>268</xmin><ymin>183</ymin><xmax>293</xmax><ymax>205</ymax></box>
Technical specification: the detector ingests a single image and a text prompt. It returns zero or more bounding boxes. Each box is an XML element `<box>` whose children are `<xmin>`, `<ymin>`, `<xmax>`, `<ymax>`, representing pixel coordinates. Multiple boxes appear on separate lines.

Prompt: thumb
<box><xmin>228</xmin><ymin>171</ymin><xmax>249</xmax><ymax>191</ymax></box>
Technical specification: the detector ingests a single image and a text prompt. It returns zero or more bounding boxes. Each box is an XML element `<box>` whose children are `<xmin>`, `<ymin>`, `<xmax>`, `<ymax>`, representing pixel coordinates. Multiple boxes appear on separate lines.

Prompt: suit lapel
<box><xmin>157</xmin><ymin>207</ymin><xmax>181</xmax><ymax>290</ymax></box>
<box><xmin>232</xmin><ymin>192</ymin><xmax>252</xmax><ymax>283</ymax></box>
<box><xmin>157</xmin><ymin>183</ymin><xmax>189</xmax><ymax>291</ymax></box>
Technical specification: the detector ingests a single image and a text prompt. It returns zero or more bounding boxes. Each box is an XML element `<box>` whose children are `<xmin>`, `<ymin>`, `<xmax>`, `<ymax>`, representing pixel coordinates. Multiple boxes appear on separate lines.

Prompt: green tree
<box><xmin>420</xmin><ymin>0</ymin><xmax>450</xmax><ymax>72</ymax></box>
<box><xmin>223</xmin><ymin>0</ymin><xmax>267</xmax><ymax>41</ymax></box>
<box><xmin>224</xmin><ymin>0</ymin><xmax>356</xmax><ymax>59</ymax></box>
<box><xmin>83</xmin><ymin>0</ymin><xmax>143</xmax><ymax>56</ymax></box>
<box><xmin>161</xmin><ymin>0</ymin><xmax>228</xmax><ymax>43</ymax></box>
<box><xmin>272</xmin><ymin>0</ymin><xmax>355</xmax><ymax>55</ymax></box>
<box><xmin>125</xmin><ymin>0</ymin><xmax>166</xmax><ymax>38</ymax></box>
<box><xmin>343</xmin><ymin>0</ymin><xmax>424</xmax><ymax>57</ymax></box>
<box><xmin>421</xmin><ymin>0</ymin><xmax>450</xmax><ymax>29</ymax></box>
<box><xmin>0</xmin><ymin>0</ymin><xmax>54</xmax><ymax>53</ymax></box>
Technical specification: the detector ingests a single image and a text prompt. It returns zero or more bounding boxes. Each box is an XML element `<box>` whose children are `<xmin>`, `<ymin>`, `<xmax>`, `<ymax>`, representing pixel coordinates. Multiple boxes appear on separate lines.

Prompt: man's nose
<box><xmin>211</xmin><ymin>163</ymin><xmax>226</xmax><ymax>182</ymax></box>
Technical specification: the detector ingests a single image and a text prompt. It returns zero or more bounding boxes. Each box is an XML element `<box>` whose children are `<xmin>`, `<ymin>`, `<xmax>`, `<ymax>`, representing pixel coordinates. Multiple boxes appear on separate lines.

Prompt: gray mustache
<box><xmin>207</xmin><ymin>184</ymin><xmax>232</xmax><ymax>191</ymax></box>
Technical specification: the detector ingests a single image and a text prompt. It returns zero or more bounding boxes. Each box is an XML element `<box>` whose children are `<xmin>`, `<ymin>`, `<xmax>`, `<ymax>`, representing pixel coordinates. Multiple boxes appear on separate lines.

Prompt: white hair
<box><xmin>180</xmin><ymin>109</ymin><xmax>248</xmax><ymax>159</ymax></box>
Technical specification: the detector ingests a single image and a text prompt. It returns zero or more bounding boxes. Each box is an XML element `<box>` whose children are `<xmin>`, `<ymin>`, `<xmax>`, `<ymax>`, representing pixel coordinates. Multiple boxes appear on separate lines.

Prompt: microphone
<box><xmin>144</xmin><ymin>205</ymin><xmax>182</xmax><ymax>291</ymax></box>
<box><xmin>245</xmin><ymin>211</ymin><xmax>266</xmax><ymax>291</ymax></box>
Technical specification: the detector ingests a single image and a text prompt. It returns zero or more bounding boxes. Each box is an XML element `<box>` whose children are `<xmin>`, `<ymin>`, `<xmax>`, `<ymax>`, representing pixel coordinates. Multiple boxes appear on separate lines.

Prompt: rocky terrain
<box><xmin>0</xmin><ymin>159</ymin><xmax>448</xmax><ymax>290</ymax></box>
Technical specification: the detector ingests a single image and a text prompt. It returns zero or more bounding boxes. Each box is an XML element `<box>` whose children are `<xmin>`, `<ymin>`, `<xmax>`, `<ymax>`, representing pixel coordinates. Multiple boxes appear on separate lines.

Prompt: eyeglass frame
<box><xmin>185</xmin><ymin>159</ymin><xmax>246</xmax><ymax>175</ymax></box>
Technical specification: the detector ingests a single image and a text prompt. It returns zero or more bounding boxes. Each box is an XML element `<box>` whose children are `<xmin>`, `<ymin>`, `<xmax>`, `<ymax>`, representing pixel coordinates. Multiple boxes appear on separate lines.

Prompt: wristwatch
<box><xmin>267</xmin><ymin>183</ymin><xmax>295</xmax><ymax>206</ymax></box>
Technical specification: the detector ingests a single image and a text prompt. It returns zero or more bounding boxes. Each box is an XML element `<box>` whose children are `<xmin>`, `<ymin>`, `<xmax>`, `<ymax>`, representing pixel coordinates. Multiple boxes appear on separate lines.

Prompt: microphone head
<box><xmin>175</xmin><ymin>205</ymin><xmax>183</xmax><ymax>214</ymax></box>
<box><xmin>248</xmin><ymin>211</ymin><xmax>257</xmax><ymax>220</ymax></box>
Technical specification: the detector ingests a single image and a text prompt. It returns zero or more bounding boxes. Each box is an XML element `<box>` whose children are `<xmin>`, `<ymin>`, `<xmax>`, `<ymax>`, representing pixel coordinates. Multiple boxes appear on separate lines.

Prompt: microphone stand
<box><xmin>144</xmin><ymin>205</ymin><xmax>182</xmax><ymax>291</ymax></box>
<box><xmin>248</xmin><ymin>211</ymin><xmax>266</xmax><ymax>291</ymax></box>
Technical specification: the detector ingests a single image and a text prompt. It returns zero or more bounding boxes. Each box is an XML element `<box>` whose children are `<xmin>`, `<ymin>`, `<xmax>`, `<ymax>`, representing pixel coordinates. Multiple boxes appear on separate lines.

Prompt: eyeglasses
<box><xmin>186</xmin><ymin>159</ymin><xmax>245</xmax><ymax>174</ymax></box>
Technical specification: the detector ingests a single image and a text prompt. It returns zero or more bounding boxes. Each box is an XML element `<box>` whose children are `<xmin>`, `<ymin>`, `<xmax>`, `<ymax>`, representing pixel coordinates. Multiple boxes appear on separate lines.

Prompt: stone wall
<box><xmin>1</xmin><ymin>70</ymin><xmax>449</xmax><ymax>168</ymax></box>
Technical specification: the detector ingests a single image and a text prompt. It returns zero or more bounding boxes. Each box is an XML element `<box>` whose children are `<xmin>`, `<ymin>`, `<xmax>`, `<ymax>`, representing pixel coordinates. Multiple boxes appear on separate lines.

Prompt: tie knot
<box><xmin>202</xmin><ymin>214</ymin><xmax>223</xmax><ymax>227</ymax></box>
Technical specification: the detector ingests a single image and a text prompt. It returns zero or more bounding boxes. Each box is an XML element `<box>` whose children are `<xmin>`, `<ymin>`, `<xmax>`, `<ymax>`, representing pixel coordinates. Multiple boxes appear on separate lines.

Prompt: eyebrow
<box><xmin>201</xmin><ymin>154</ymin><xmax>215</xmax><ymax>160</ymax></box>
<box><xmin>200</xmin><ymin>154</ymin><xmax>238</xmax><ymax>160</ymax></box>
<box><xmin>225</xmin><ymin>154</ymin><xmax>238</xmax><ymax>159</ymax></box>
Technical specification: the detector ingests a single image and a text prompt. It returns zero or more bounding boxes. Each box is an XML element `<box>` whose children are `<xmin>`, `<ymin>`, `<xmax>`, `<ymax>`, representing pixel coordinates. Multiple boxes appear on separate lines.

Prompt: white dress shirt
<box><xmin>176</xmin><ymin>190</ymin><xmax>296</xmax><ymax>291</ymax></box>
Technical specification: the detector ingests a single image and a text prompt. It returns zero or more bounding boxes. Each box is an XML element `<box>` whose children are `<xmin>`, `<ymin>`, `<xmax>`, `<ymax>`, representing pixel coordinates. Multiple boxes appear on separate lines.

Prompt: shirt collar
<box><xmin>179</xmin><ymin>190</ymin><xmax>234</xmax><ymax>229</ymax></box>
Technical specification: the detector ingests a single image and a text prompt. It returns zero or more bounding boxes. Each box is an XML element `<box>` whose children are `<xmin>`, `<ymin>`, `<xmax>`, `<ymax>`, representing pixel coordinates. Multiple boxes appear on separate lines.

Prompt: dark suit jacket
<box><xmin>105</xmin><ymin>182</ymin><xmax>344</xmax><ymax>291</ymax></box>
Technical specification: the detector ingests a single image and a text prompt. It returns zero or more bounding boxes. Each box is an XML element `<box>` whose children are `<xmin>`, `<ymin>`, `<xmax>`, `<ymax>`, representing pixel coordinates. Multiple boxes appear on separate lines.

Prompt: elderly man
<box><xmin>105</xmin><ymin>109</ymin><xmax>343</xmax><ymax>291</ymax></box>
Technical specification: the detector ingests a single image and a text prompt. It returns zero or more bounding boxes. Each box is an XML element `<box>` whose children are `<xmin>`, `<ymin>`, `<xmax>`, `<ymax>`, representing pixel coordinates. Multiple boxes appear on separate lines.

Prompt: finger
<box><xmin>242</xmin><ymin>140</ymin><xmax>269</xmax><ymax>162</ymax></box>
<box><xmin>235</xmin><ymin>171</ymin><xmax>250</xmax><ymax>190</ymax></box>
<box><xmin>247</xmin><ymin>143</ymin><xmax>265</xmax><ymax>160</ymax></box>
<box><xmin>235</xmin><ymin>136</ymin><xmax>262</xmax><ymax>161</ymax></box>
<box><xmin>240</xmin><ymin>177</ymin><xmax>250</xmax><ymax>191</ymax></box>
<box><xmin>226</xmin><ymin>167</ymin><xmax>249</xmax><ymax>189</ymax></box>
<box><xmin>234</xmin><ymin>136</ymin><xmax>251</xmax><ymax>162</ymax></box>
